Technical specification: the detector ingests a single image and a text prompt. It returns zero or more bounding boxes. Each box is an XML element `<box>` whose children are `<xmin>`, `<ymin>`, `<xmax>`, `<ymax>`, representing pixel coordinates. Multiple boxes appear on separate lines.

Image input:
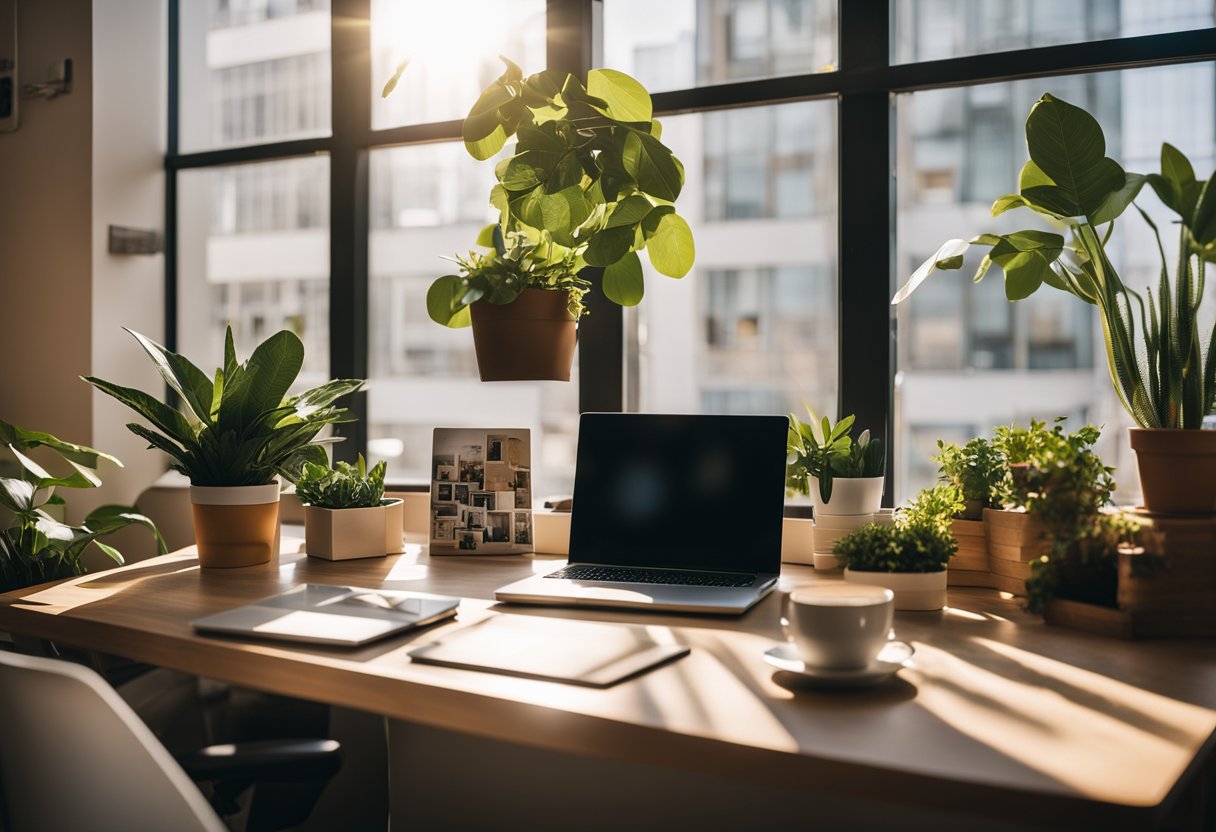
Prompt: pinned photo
<box><xmin>431</xmin><ymin>428</ymin><xmax>533</xmax><ymax>556</ymax></box>
<box><xmin>486</xmin><ymin>511</ymin><xmax>511</xmax><ymax>543</ymax></box>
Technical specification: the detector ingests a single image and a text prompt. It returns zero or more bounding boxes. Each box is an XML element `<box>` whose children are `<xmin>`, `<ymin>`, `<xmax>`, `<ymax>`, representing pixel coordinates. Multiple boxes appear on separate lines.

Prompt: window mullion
<box><xmin>837</xmin><ymin>0</ymin><xmax>895</xmax><ymax>504</ymax></box>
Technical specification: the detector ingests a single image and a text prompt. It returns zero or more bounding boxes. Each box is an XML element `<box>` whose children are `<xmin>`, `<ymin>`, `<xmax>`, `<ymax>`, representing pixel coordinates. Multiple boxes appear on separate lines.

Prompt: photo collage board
<box><xmin>429</xmin><ymin>428</ymin><xmax>533</xmax><ymax>555</ymax></box>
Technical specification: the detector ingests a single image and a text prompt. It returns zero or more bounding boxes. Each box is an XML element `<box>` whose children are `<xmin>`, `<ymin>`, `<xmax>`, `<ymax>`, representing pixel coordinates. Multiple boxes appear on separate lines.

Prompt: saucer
<box><xmin>763</xmin><ymin>641</ymin><xmax>914</xmax><ymax>689</ymax></box>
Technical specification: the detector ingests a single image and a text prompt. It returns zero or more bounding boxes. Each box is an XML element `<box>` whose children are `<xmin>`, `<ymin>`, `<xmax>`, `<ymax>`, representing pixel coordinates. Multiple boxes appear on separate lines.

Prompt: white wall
<box><xmin>0</xmin><ymin>1</ymin><xmax>167</xmax><ymax>556</ymax></box>
<box><xmin>87</xmin><ymin>0</ymin><xmax>167</xmax><ymax>520</ymax></box>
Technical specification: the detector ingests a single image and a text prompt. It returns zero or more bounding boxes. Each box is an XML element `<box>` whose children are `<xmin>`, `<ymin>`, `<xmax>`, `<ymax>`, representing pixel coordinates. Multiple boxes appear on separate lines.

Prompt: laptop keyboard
<box><xmin>545</xmin><ymin>565</ymin><xmax>756</xmax><ymax>588</ymax></box>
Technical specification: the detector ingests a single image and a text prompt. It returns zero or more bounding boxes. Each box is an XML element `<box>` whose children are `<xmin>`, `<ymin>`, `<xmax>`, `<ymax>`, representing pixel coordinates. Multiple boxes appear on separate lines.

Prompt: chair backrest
<box><xmin>0</xmin><ymin>650</ymin><xmax>225</xmax><ymax>832</ymax></box>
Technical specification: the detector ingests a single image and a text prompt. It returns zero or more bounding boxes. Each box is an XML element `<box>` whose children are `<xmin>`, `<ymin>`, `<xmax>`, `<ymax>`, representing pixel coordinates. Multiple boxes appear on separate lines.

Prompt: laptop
<box><xmin>494</xmin><ymin>413</ymin><xmax>787</xmax><ymax>615</ymax></box>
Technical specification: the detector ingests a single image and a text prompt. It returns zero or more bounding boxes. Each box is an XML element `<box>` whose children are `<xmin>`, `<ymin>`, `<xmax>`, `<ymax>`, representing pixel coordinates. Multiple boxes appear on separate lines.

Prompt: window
<box><xmin>602</xmin><ymin>0</ymin><xmax>837</xmax><ymax>94</ymax></box>
<box><xmin>894</xmin><ymin>62</ymin><xmax>1216</xmax><ymax>502</ymax></box>
<box><xmin>893</xmin><ymin>0</ymin><xmax>1214</xmax><ymax>64</ymax></box>
<box><xmin>177</xmin><ymin>156</ymin><xmax>331</xmax><ymax>389</ymax></box>
<box><xmin>178</xmin><ymin>0</ymin><xmax>331</xmax><ymax>152</ymax></box>
<box><xmin>168</xmin><ymin>1</ymin><xmax>1216</xmax><ymax>501</ymax></box>
<box><xmin>366</xmin><ymin>143</ymin><xmax>580</xmax><ymax>497</ymax></box>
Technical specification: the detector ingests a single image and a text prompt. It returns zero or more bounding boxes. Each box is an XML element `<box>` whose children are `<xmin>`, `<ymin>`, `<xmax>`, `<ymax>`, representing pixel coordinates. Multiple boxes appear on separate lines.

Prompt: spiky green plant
<box><xmin>0</xmin><ymin>419</ymin><xmax>165</xmax><ymax>592</ymax></box>
<box><xmin>294</xmin><ymin>454</ymin><xmax>387</xmax><ymax>510</ymax></box>
<box><xmin>893</xmin><ymin>93</ymin><xmax>1216</xmax><ymax>429</ymax></box>
<box><xmin>786</xmin><ymin>405</ymin><xmax>884</xmax><ymax>503</ymax></box>
<box><xmin>84</xmin><ymin>327</ymin><xmax>363</xmax><ymax>487</ymax></box>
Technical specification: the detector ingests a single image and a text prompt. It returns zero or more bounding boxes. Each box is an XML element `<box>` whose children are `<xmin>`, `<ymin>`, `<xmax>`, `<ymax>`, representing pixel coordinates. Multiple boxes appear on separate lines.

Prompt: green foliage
<box><xmin>998</xmin><ymin>420</ymin><xmax>1104</xmax><ymax>510</ymax></box>
<box><xmin>294</xmin><ymin>454</ymin><xmax>387</xmax><ymax>510</ymax></box>
<box><xmin>893</xmin><ymin>93</ymin><xmax>1216</xmax><ymax>430</ymax></box>
<box><xmin>393</xmin><ymin>58</ymin><xmax>695</xmax><ymax>328</ymax></box>
<box><xmin>85</xmin><ymin>326</ymin><xmax>363</xmax><ymax>487</ymax></box>
<box><xmin>933</xmin><ymin>437</ymin><xmax>1006</xmax><ymax>516</ymax></box>
<box><xmin>1025</xmin><ymin>512</ymin><xmax>1140</xmax><ymax>614</ymax></box>
<box><xmin>426</xmin><ymin>238</ymin><xmax>591</xmax><ymax>327</ymax></box>
<box><xmin>786</xmin><ymin>405</ymin><xmax>884</xmax><ymax>503</ymax></box>
<box><xmin>0</xmin><ymin>418</ymin><xmax>166</xmax><ymax>593</ymax></box>
<box><xmin>834</xmin><ymin>521</ymin><xmax>957</xmax><ymax>574</ymax></box>
<box><xmin>900</xmin><ymin>482</ymin><xmax>966</xmax><ymax>537</ymax></box>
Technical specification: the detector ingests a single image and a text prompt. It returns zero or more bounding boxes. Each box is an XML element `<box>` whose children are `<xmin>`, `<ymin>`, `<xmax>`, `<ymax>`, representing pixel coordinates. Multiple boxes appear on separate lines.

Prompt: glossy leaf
<box><xmin>644</xmin><ymin>212</ymin><xmax>695</xmax><ymax>278</ymax></box>
<box><xmin>1024</xmin><ymin>94</ymin><xmax>1125</xmax><ymax>218</ymax></box>
<box><xmin>583</xmin><ymin>225</ymin><xmax>635</xmax><ymax>267</ymax></box>
<box><xmin>587</xmin><ymin>69</ymin><xmax>652</xmax><ymax>123</ymax></box>
<box><xmin>602</xmin><ymin>251</ymin><xmax>645</xmax><ymax>306</ymax></box>
<box><xmin>621</xmin><ymin>131</ymin><xmax>682</xmax><ymax>202</ymax></box>
<box><xmin>426</xmin><ymin>274</ymin><xmax>473</xmax><ymax>327</ymax></box>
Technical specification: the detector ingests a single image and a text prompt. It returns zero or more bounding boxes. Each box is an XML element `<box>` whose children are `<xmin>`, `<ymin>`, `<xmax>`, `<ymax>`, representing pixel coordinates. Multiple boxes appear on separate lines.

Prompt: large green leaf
<box><xmin>464</xmin><ymin>83</ymin><xmax>516</xmax><ymax>161</ymax></box>
<box><xmin>125</xmin><ymin>329</ymin><xmax>215</xmax><ymax>425</ymax></box>
<box><xmin>621</xmin><ymin>131</ymin><xmax>683</xmax><ymax>202</ymax></box>
<box><xmin>643</xmin><ymin>212</ymin><xmax>695</xmax><ymax>278</ymax></box>
<box><xmin>427</xmin><ymin>275</ymin><xmax>473</xmax><ymax>328</ymax></box>
<box><xmin>1089</xmin><ymin>172</ymin><xmax>1146</xmax><ymax>226</ymax></box>
<box><xmin>602</xmin><ymin>251</ymin><xmax>645</xmax><ymax>306</ymax></box>
<box><xmin>583</xmin><ymin>226</ymin><xmax>635</xmax><ymax>267</ymax></box>
<box><xmin>538</xmin><ymin>186</ymin><xmax>593</xmax><ymax>245</ymax></box>
<box><xmin>586</xmin><ymin>69</ymin><xmax>652</xmax><ymax>123</ymax></box>
<box><xmin>84</xmin><ymin>504</ymin><xmax>167</xmax><ymax>554</ymax></box>
<box><xmin>0</xmin><ymin>419</ymin><xmax>119</xmax><ymax>469</ymax></box>
<box><xmin>605</xmin><ymin>195</ymin><xmax>654</xmax><ymax>229</ymax></box>
<box><xmin>83</xmin><ymin>376</ymin><xmax>196</xmax><ymax>446</ymax></box>
<box><xmin>1024</xmin><ymin>94</ymin><xmax>1125</xmax><ymax>219</ymax></box>
<box><xmin>0</xmin><ymin>477</ymin><xmax>36</xmax><ymax>512</ymax></box>
<box><xmin>239</xmin><ymin>330</ymin><xmax>305</xmax><ymax>429</ymax></box>
<box><xmin>7</xmin><ymin>444</ymin><xmax>99</xmax><ymax>490</ymax></box>
<box><xmin>892</xmin><ymin>238</ymin><xmax>971</xmax><ymax>304</ymax></box>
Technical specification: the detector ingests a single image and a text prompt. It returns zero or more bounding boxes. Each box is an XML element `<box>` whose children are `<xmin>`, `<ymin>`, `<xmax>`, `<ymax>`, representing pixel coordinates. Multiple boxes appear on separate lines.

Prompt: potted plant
<box><xmin>933</xmin><ymin>436</ymin><xmax>1004</xmax><ymax>584</ymax></box>
<box><xmin>85</xmin><ymin>327</ymin><xmax>363</xmax><ymax>569</ymax></box>
<box><xmin>0</xmin><ymin>418</ymin><xmax>165</xmax><ymax>592</ymax></box>
<box><xmin>295</xmin><ymin>455</ymin><xmax>404</xmax><ymax>560</ymax></box>
<box><xmin>836</xmin><ymin>484</ymin><xmax>960</xmax><ymax>611</ymax></box>
<box><xmin>893</xmin><ymin>93</ymin><xmax>1216</xmax><ymax>515</ymax></box>
<box><xmin>787</xmin><ymin>407</ymin><xmax>886</xmax><ymax>569</ymax></box>
<box><xmin>391</xmin><ymin>58</ymin><xmax>696</xmax><ymax>381</ymax></box>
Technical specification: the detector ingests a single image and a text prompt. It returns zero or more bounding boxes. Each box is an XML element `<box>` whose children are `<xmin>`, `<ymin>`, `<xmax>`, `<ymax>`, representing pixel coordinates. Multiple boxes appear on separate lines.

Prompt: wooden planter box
<box><xmin>1043</xmin><ymin>512</ymin><xmax>1216</xmax><ymax>639</ymax></box>
<box><xmin>983</xmin><ymin>508</ymin><xmax>1047</xmax><ymax>596</ymax></box>
<box><xmin>948</xmin><ymin>518</ymin><xmax>993</xmax><ymax>588</ymax></box>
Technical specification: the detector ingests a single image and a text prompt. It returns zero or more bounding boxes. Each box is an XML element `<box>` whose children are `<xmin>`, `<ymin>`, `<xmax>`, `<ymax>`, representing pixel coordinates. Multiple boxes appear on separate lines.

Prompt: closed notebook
<box><xmin>192</xmin><ymin>584</ymin><xmax>460</xmax><ymax>647</ymax></box>
<box><xmin>407</xmin><ymin>614</ymin><xmax>690</xmax><ymax>688</ymax></box>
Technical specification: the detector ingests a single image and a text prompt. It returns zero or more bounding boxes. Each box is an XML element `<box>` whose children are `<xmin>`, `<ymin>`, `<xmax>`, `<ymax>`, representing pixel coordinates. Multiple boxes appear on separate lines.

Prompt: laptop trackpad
<box><xmin>568</xmin><ymin>582</ymin><xmax>663</xmax><ymax>605</ymax></box>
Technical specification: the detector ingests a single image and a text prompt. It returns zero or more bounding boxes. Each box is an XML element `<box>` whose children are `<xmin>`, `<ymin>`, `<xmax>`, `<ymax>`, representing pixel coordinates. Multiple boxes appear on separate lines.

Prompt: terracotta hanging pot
<box><xmin>469</xmin><ymin>289</ymin><xmax>576</xmax><ymax>382</ymax></box>
<box><xmin>190</xmin><ymin>483</ymin><xmax>281</xmax><ymax>568</ymax></box>
<box><xmin>1128</xmin><ymin>428</ymin><xmax>1216</xmax><ymax>516</ymax></box>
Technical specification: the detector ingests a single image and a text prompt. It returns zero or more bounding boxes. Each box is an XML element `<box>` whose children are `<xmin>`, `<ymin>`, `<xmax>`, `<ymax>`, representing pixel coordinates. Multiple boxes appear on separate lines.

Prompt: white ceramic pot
<box><xmin>811</xmin><ymin>518</ymin><xmax>874</xmax><ymax>555</ymax></box>
<box><xmin>780</xmin><ymin>517</ymin><xmax>815</xmax><ymax>565</ymax></box>
<box><xmin>304</xmin><ymin>499</ymin><xmax>405</xmax><ymax>560</ymax></box>
<box><xmin>812</xmin><ymin>552</ymin><xmax>841</xmax><ymax>571</ymax></box>
<box><xmin>812</xmin><ymin>512</ymin><xmax>875</xmax><ymax>532</ymax></box>
<box><xmin>844</xmin><ymin>568</ymin><xmax>947</xmax><ymax>611</ymax></box>
<box><xmin>811</xmin><ymin>476</ymin><xmax>884</xmax><ymax>517</ymax></box>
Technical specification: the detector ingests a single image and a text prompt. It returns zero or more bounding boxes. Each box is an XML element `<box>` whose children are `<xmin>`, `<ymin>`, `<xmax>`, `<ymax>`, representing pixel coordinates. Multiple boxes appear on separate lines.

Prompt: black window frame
<box><xmin>164</xmin><ymin>0</ymin><xmax>1216</xmax><ymax>499</ymax></box>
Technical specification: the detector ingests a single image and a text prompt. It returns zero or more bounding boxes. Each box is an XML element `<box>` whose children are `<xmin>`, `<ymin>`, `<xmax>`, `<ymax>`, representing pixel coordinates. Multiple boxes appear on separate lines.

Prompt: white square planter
<box><xmin>305</xmin><ymin>499</ymin><xmax>405</xmax><ymax>560</ymax></box>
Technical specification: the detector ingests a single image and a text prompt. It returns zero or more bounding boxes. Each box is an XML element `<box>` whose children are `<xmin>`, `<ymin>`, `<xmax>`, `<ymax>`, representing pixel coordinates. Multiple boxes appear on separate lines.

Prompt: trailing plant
<box><xmin>401</xmin><ymin>58</ymin><xmax>696</xmax><ymax>328</ymax></box>
<box><xmin>892</xmin><ymin>93</ymin><xmax>1216</xmax><ymax>430</ymax></box>
<box><xmin>0</xmin><ymin>419</ymin><xmax>165</xmax><ymax>592</ymax></box>
<box><xmin>430</xmin><ymin>238</ymin><xmax>591</xmax><ymax>324</ymax></box>
<box><xmin>1025</xmin><ymin>512</ymin><xmax>1140</xmax><ymax>614</ymax></box>
<box><xmin>786</xmin><ymin>406</ymin><xmax>884</xmax><ymax>503</ymax></box>
<box><xmin>294</xmin><ymin>454</ymin><xmax>387</xmax><ymax>510</ymax></box>
<box><xmin>85</xmin><ymin>327</ymin><xmax>363</xmax><ymax>487</ymax></box>
<box><xmin>834</xmin><ymin>520</ymin><xmax>956</xmax><ymax>574</ymax></box>
<box><xmin>933</xmin><ymin>437</ymin><xmax>1005</xmax><ymax>518</ymax></box>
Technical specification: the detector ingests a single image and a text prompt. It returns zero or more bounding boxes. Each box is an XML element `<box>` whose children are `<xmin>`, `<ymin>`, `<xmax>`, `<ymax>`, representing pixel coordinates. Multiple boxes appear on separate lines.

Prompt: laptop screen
<box><xmin>568</xmin><ymin>414</ymin><xmax>787</xmax><ymax>574</ymax></box>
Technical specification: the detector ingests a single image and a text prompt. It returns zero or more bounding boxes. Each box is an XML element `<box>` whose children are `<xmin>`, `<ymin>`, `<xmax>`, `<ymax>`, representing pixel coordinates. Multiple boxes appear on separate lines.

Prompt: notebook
<box><xmin>192</xmin><ymin>584</ymin><xmax>460</xmax><ymax>647</ymax></box>
<box><xmin>407</xmin><ymin>614</ymin><xmax>690</xmax><ymax>688</ymax></box>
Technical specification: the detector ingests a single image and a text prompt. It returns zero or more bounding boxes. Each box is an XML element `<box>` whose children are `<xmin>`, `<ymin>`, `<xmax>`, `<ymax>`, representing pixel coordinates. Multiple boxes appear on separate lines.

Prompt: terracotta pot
<box><xmin>1128</xmin><ymin>427</ymin><xmax>1216</xmax><ymax>516</ymax></box>
<box><xmin>844</xmin><ymin>568</ymin><xmax>947</xmax><ymax>611</ymax></box>
<box><xmin>811</xmin><ymin>476</ymin><xmax>884</xmax><ymax>517</ymax></box>
<box><xmin>305</xmin><ymin>499</ymin><xmax>405</xmax><ymax>561</ymax></box>
<box><xmin>190</xmin><ymin>484</ymin><xmax>280</xmax><ymax>568</ymax></box>
<box><xmin>469</xmin><ymin>289</ymin><xmax>576</xmax><ymax>382</ymax></box>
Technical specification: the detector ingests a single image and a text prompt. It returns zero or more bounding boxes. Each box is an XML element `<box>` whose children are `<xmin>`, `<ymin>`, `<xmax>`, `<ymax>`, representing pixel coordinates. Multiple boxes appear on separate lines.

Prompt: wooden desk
<box><xmin>1</xmin><ymin>540</ymin><xmax>1213</xmax><ymax>830</ymax></box>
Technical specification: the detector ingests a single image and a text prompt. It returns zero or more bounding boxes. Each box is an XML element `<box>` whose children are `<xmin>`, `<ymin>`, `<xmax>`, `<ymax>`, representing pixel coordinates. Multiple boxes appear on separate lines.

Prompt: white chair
<box><xmin>0</xmin><ymin>649</ymin><xmax>226</xmax><ymax>832</ymax></box>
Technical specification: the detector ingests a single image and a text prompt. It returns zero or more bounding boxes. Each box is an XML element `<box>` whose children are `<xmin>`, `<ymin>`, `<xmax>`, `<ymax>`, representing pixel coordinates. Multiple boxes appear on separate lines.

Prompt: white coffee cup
<box><xmin>782</xmin><ymin>584</ymin><xmax>895</xmax><ymax>670</ymax></box>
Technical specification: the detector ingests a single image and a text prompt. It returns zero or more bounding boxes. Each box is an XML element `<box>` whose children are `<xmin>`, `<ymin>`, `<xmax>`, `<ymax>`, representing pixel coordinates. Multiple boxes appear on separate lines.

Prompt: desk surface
<box><xmin>2</xmin><ymin>539</ymin><xmax>1213</xmax><ymax>829</ymax></box>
